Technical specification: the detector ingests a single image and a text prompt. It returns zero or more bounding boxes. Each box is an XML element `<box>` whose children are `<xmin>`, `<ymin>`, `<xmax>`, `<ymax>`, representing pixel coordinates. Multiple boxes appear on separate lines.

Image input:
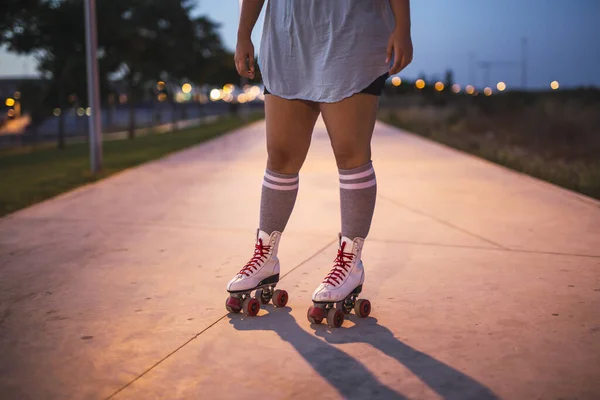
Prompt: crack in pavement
<box><xmin>379</xmin><ymin>194</ymin><xmax>509</xmax><ymax>250</ymax></box>
<box><xmin>368</xmin><ymin>238</ymin><xmax>600</xmax><ymax>259</ymax></box>
<box><xmin>105</xmin><ymin>238</ymin><xmax>336</xmax><ymax>400</ymax></box>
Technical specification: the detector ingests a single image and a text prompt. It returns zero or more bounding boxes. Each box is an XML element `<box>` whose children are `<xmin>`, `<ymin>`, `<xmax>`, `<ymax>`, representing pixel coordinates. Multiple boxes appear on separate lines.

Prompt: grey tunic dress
<box><xmin>258</xmin><ymin>0</ymin><xmax>395</xmax><ymax>103</ymax></box>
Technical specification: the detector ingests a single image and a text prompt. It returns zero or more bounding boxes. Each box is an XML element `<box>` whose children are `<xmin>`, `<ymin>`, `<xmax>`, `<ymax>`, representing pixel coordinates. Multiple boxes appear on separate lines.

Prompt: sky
<box><xmin>1</xmin><ymin>0</ymin><xmax>599</xmax><ymax>89</ymax></box>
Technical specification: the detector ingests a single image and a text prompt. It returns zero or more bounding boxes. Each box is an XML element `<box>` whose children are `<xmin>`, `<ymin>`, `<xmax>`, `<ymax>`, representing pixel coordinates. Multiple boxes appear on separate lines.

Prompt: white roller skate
<box><xmin>307</xmin><ymin>234</ymin><xmax>371</xmax><ymax>328</ymax></box>
<box><xmin>225</xmin><ymin>229</ymin><xmax>288</xmax><ymax>316</ymax></box>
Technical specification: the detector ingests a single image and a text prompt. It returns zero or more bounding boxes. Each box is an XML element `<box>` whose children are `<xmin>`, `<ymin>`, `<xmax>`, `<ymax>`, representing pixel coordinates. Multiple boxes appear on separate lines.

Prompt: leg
<box><xmin>265</xmin><ymin>95</ymin><xmax>320</xmax><ymax>174</ymax></box>
<box><xmin>260</xmin><ymin>95</ymin><xmax>320</xmax><ymax>234</ymax></box>
<box><xmin>226</xmin><ymin>95</ymin><xmax>319</xmax><ymax>299</ymax></box>
<box><xmin>320</xmin><ymin>93</ymin><xmax>379</xmax><ymax>240</ymax></box>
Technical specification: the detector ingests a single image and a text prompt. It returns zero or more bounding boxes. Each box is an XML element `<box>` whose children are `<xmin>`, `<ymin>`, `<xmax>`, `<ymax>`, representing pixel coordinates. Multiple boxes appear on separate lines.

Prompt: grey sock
<box><xmin>259</xmin><ymin>169</ymin><xmax>299</xmax><ymax>234</ymax></box>
<box><xmin>339</xmin><ymin>161</ymin><xmax>377</xmax><ymax>240</ymax></box>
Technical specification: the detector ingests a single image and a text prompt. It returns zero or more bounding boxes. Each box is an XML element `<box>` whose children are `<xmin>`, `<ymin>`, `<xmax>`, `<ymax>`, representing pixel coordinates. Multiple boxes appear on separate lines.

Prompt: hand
<box><xmin>386</xmin><ymin>28</ymin><xmax>413</xmax><ymax>75</ymax></box>
<box><xmin>235</xmin><ymin>36</ymin><xmax>256</xmax><ymax>79</ymax></box>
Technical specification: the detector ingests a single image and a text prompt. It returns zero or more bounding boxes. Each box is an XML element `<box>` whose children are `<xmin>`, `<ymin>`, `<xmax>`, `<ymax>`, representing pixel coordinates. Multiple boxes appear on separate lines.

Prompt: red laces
<box><xmin>238</xmin><ymin>239</ymin><xmax>271</xmax><ymax>276</ymax></box>
<box><xmin>323</xmin><ymin>242</ymin><xmax>354</xmax><ymax>287</ymax></box>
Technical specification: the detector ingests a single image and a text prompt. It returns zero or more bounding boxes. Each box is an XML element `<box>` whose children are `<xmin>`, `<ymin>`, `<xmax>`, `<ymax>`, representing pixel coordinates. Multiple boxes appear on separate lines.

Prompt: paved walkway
<box><xmin>1</xmin><ymin>119</ymin><xmax>599</xmax><ymax>400</ymax></box>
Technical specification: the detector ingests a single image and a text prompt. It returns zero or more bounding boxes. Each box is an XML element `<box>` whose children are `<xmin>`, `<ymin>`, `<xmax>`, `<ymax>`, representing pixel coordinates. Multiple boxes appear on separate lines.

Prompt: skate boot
<box><xmin>225</xmin><ymin>229</ymin><xmax>288</xmax><ymax>316</ymax></box>
<box><xmin>307</xmin><ymin>234</ymin><xmax>371</xmax><ymax>328</ymax></box>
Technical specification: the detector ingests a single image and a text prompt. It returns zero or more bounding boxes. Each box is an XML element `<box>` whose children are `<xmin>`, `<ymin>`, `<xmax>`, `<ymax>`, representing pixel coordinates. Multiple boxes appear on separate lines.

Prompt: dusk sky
<box><xmin>1</xmin><ymin>0</ymin><xmax>598</xmax><ymax>89</ymax></box>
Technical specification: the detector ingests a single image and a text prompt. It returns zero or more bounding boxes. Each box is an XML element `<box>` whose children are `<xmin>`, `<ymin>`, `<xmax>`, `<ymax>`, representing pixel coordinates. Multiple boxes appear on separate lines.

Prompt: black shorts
<box><xmin>263</xmin><ymin>73</ymin><xmax>389</xmax><ymax>98</ymax></box>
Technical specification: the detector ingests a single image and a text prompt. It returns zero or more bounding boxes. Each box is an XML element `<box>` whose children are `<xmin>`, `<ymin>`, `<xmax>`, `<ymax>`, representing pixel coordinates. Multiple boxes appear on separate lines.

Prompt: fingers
<box><xmin>248</xmin><ymin>53</ymin><xmax>256</xmax><ymax>79</ymax></box>
<box><xmin>389</xmin><ymin>47</ymin><xmax>413</xmax><ymax>74</ymax></box>
<box><xmin>235</xmin><ymin>54</ymin><xmax>251</xmax><ymax>78</ymax></box>
<box><xmin>385</xmin><ymin>38</ymin><xmax>393</xmax><ymax>64</ymax></box>
<box><xmin>234</xmin><ymin>55</ymin><xmax>246</xmax><ymax>77</ymax></box>
<box><xmin>389</xmin><ymin>47</ymin><xmax>403</xmax><ymax>75</ymax></box>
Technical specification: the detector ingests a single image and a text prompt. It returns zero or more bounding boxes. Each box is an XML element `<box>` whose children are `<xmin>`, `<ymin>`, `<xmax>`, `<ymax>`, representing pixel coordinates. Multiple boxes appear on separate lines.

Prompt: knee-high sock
<box><xmin>339</xmin><ymin>161</ymin><xmax>377</xmax><ymax>240</ymax></box>
<box><xmin>259</xmin><ymin>169</ymin><xmax>299</xmax><ymax>234</ymax></box>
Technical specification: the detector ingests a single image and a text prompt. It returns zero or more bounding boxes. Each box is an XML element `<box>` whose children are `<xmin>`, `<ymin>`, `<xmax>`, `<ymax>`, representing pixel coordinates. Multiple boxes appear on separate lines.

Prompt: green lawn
<box><xmin>0</xmin><ymin>113</ymin><xmax>263</xmax><ymax>217</ymax></box>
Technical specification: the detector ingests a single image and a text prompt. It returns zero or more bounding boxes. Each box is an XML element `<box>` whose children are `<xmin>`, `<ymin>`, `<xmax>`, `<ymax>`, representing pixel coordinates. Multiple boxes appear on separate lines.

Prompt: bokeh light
<box><xmin>182</xmin><ymin>83</ymin><xmax>192</xmax><ymax>94</ymax></box>
<box><xmin>77</xmin><ymin>107</ymin><xmax>85</xmax><ymax>116</ymax></box>
<box><xmin>210</xmin><ymin>89</ymin><xmax>221</xmax><ymax>101</ymax></box>
<box><xmin>53</xmin><ymin>108</ymin><xmax>61</xmax><ymax>117</ymax></box>
<box><xmin>435</xmin><ymin>82</ymin><xmax>444</xmax><ymax>92</ymax></box>
<box><xmin>465</xmin><ymin>85</ymin><xmax>475</xmax><ymax>95</ymax></box>
<box><xmin>5</xmin><ymin>98</ymin><xmax>15</xmax><ymax>107</ymax></box>
<box><xmin>86</xmin><ymin>107</ymin><xmax>91</xmax><ymax>116</ymax></box>
<box><xmin>497</xmin><ymin>82</ymin><xmax>507</xmax><ymax>91</ymax></box>
<box><xmin>551</xmin><ymin>80</ymin><xmax>560</xmax><ymax>90</ymax></box>
<box><xmin>452</xmin><ymin>84</ymin><xmax>461</xmax><ymax>93</ymax></box>
<box><xmin>484</xmin><ymin>87</ymin><xmax>493</xmax><ymax>96</ymax></box>
<box><xmin>157</xmin><ymin>81</ymin><xmax>165</xmax><ymax>90</ymax></box>
<box><xmin>391</xmin><ymin>76</ymin><xmax>401</xmax><ymax>87</ymax></box>
<box><xmin>416</xmin><ymin>79</ymin><xmax>425</xmax><ymax>89</ymax></box>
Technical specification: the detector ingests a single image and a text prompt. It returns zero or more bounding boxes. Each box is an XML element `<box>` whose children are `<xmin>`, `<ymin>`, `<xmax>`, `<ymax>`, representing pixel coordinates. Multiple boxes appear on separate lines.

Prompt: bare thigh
<box><xmin>265</xmin><ymin>95</ymin><xmax>321</xmax><ymax>174</ymax></box>
<box><xmin>320</xmin><ymin>94</ymin><xmax>380</xmax><ymax>170</ymax></box>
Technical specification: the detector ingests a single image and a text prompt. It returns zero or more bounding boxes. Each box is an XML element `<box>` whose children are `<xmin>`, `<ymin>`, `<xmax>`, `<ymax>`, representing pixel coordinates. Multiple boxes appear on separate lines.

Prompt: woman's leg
<box><xmin>320</xmin><ymin>93</ymin><xmax>379</xmax><ymax>241</ymax></box>
<box><xmin>227</xmin><ymin>95</ymin><xmax>319</xmax><ymax>297</ymax></box>
<box><xmin>308</xmin><ymin>94</ymin><xmax>379</xmax><ymax>314</ymax></box>
<box><xmin>260</xmin><ymin>95</ymin><xmax>320</xmax><ymax>234</ymax></box>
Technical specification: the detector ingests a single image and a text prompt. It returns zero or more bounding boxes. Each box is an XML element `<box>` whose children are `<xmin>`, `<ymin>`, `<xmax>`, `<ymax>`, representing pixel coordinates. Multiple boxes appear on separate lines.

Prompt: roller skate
<box><xmin>307</xmin><ymin>235</ymin><xmax>371</xmax><ymax>328</ymax></box>
<box><xmin>225</xmin><ymin>229</ymin><xmax>289</xmax><ymax>316</ymax></box>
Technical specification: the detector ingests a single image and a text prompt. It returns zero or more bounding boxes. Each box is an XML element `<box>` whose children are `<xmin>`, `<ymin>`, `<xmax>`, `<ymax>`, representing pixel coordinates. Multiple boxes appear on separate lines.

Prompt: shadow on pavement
<box><xmin>228</xmin><ymin>308</ymin><xmax>499</xmax><ymax>400</ymax></box>
<box><xmin>313</xmin><ymin>315</ymin><xmax>500</xmax><ymax>400</ymax></box>
<box><xmin>229</xmin><ymin>306</ymin><xmax>407</xmax><ymax>400</ymax></box>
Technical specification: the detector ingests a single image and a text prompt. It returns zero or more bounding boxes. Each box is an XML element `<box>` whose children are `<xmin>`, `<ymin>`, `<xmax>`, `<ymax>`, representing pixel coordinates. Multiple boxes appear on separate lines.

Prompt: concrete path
<box><xmin>1</xmin><ymin>119</ymin><xmax>599</xmax><ymax>400</ymax></box>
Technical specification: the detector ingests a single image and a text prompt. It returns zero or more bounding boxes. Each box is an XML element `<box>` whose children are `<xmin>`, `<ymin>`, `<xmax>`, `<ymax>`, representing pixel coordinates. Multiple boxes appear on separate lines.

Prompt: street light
<box><xmin>434</xmin><ymin>82</ymin><xmax>444</xmax><ymax>92</ymax></box>
<box><xmin>497</xmin><ymin>81</ymin><xmax>507</xmax><ymax>91</ymax></box>
<box><xmin>551</xmin><ymin>80</ymin><xmax>560</xmax><ymax>90</ymax></box>
<box><xmin>84</xmin><ymin>0</ymin><xmax>103</xmax><ymax>173</ymax></box>
<box><xmin>415</xmin><ymin>79</ymin><xmax>425</xmax><ymax>89</ymax></box>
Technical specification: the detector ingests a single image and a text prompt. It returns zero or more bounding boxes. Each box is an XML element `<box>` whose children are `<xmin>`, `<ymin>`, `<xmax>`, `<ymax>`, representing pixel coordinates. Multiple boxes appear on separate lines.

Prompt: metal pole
<box><xmin>84</xmin><ymin>0</ymin><xmax>103</xmax><ymax>173</ymax></box>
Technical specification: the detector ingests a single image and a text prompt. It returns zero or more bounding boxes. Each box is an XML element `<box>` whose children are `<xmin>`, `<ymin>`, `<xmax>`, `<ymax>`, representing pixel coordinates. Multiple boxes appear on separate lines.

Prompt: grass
<box><xmin>0</xmin><ymin>112</ymin><xmax>264</xmax><ymax>217</ymax></box>
<box><xmin>381</xmin><ymin>107</ymin><xmax>600</xmax><ymax>200</ymax></box>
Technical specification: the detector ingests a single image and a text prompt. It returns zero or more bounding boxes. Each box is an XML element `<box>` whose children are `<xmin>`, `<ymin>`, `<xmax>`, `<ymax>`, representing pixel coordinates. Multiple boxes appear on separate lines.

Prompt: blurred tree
<box><xmin>17</xmin><ymin>79</ymin><xmax>52</xmax><ymax>142</ymax></box>
<box><xmin>1</xmin><ymin>0</ymin><xmax>230</xmax><ymax>144</ymax></box>
<box><xmin>444</xmin><ymin>69</ymin><xmax>455</xmax><ymax>90</ymax></box>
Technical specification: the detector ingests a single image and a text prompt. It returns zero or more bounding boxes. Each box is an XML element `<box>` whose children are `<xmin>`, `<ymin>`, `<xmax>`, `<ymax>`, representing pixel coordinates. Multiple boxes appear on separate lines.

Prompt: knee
<box><xmin>267</xmin><ymin>149</ymin><xmax>302</xmax><ymax>174</ymax></box>
<box><xmin>332</xmin><ymin>143</ymin><xmax>371</xmax><ymax>170</ymax></box>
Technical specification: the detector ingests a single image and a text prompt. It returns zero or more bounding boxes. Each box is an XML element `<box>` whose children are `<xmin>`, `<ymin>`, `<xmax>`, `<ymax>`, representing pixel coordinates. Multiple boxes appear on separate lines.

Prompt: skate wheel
<box><xmin>243</xmin><ymin>297</ymin><xmax>260</xmax><ymax>316</ymax></box>
<box><xmin>327</xmin><ymin>308</ymin><xmax>344</xmax><ymax>328</ymax></box>
<box><xmin>272</xmin><ymin>289</ymin><xmax>288</xmax><ymax>308</ymax></box>
<box><xmin>307</xmin><ymin>305</ymin><xmax>325</xmax><ymax>324</ymax></box>
<box><xmin>255</xmin><ymin>289</ymin><xmax>271</xmax><ymax>305</ymax></box>
<box><xmin>337</xmin><ymin>301</ymin><xmax>352</xmax><ymax>315</ymax></box>
<box><xmin>225</xmin><ymin>296</ymin><xmax>242</xmax><ymax>313</ymax></box>
<box><xmin>355</xmin><ymin>299</ymin><xmax>371</xmax><ymax>318</ymax></box>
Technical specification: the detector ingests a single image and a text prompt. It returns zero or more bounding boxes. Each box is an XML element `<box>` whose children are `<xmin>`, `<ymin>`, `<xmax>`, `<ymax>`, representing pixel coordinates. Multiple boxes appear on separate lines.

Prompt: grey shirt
<box><xmin>259</xmin><ymin>0</ymin><xmax>395</xmax><ymax>103</ymax></box>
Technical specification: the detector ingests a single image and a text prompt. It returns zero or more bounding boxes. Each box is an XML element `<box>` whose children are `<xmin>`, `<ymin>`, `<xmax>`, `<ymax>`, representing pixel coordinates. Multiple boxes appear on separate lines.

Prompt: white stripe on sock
<box><xmin>263</xmin><ymin>179</ymin><xmax>299</xmax><ymax>191</ymax></box>
<box><xmin>339</xmin><ymin>167</ymin><xmax>375</xmax><ymax>181</ymax></box>
<box><xmin>265</xmin><ymin>171</ymin><xmax>299</xmax><ymax>183</ymax></box>
<box><xmin>339</xmin><ymin>178</ymin><xmax>377</xmax><ymax>190</ymax></box>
